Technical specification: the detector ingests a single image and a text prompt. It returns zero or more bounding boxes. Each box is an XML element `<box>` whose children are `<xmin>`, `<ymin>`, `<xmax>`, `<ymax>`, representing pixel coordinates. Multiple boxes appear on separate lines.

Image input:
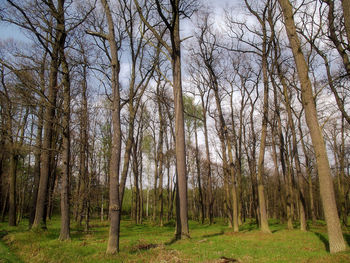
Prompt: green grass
<box><xmin>0</xmin><ymin>218</ymin><xmax>349</xmax><ymax>262</ymax></box>
<box><xmin>0</xmin><ymin>229</ymin><xmax>23</xmax><ymax>263</ymax></box>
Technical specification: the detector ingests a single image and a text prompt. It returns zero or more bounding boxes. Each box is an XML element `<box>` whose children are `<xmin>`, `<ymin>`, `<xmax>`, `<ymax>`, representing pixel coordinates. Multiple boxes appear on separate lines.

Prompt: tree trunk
<box><xmin>323</xmin><ymin>0</ymin><xmax>350</xmax><ymax>75</ymax></box>
<box><xmin>276</xmin><ymin>60</ymin><xmax>307</xmax><ymax>231</ymax></box>
<box><xmin>29</xmin><ymin>53</ymin><xmax>46</xmax><ymax>227</ymax></box>
<box><xmin>8</xmin><ymin>154</ymin><xmax>17</xmax><ymax>226</ymax></box>
<box><xmin>194</xmin><ymin>119</ymin><xmax>204</xmax><ymax>224</ymax></box>
<box><xmin>32</xmin><ymin>1</ymin><xmax>64</xmax><ymax>228</ymax></box>
<box><xmin>244</xmin><ymin>93</ymin><xmax>259</xmax><ymax>225</ymax></box>
<box><xmin>278</xmin><ymin>0</ymin><xmax>346</xmax><ymax>253</ymax></box>
<box><xmin>153</xmin><ymin>148</ymin><xmax>158</xmax><ymax>222</ymax></box>
<box><xmin>156</xmin><ymin>92</ymin><xmax>164</xmax><ymax>226</ymax></box>
<box><xmin>200</xmin><ymin>93</ymin><xmax>213</xmax><ymax>224</ymax></box>
<box><xmin>59</xmin><ymin>38</ymin><xmax>70</xmax><ymax>241</ymax></box>
<box><xmin>342</xmin><ymin>0</ymin><xmax>350</xmax><ymax>46</ymax></box>
<box><xmin>106</xmin><ymin>83</ymin><xmax>122</xmax><ymax>255</ymax></box>
<box><xmin>284</xmin><ymin>86</ymin><xmax>307</xmax><ymax>231</ymax></box>
<box><xmin>172</xmin><ymin>16</ymin><xmax>189</xmax><ymax>239</ymax></box>
<box><xmin>78</xmin><ymin>62</ymin><xmax>89</xmax><ymax>227</ymax></box>
<box><xmin>339</xmin><ymin>115</ymin><xmax>347</xmax><ymax>226</ymax></box>
<box><xmin>133</xmin><ymin>0</ymin><xmax>188</xmax><ymax>237</ymax></box>
<box><xmin>139</xmin><ymin>149</ymin><xmax>144</xmax><ymax>224</ymax></box>
<box><xmin>132</xmin><ymin>140</ymin><xmax>139</xmax><ymax>224</ymax></box>
<box><xmin>81</xmin><ymin>58</ymin><xmax>90</xmax><ymax>232</ymax></box>
<box><xmin>47</xmin><ymin>158</ymin><xmax>58</xmax><ymax>221</ymax></box>
<box><xmin>101</xmin><ymin>0</ymin><xmax>122</xmax><ymax>254</ymax></box>
<box><xmin>270</xmin><ymin>122</ymin><xmax>282</xmax><ymax>221</ymax></box>
<box><xmin>227</xmin><ymin>139</ymin><xmax>239</xmax><ymax>232</ymax></box>
<box><xmin>256</xmin><ymin>54</ymin><xmax>271</xmax><ymax>233</ymax></box>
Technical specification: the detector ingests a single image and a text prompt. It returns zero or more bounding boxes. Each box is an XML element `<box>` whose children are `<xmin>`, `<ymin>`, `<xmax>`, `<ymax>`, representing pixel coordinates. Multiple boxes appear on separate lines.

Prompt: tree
<box><xmin>0</xmin><ymin>65</ymin><xmax>19</xmax><ymax>226</ymax></box>
<box><xmin>58</xmin><ymin>17</ymin><xmax>70</xmax><ymax>240</ymax></box>
<box><xmin>194</xmin><ymin>15</ymin><xmax>238</xmax><ymax>230</ymax></box>
<box><xmin>134</xmin><ymin>0</ymin><xmax>196</xmax><ymax>239</ymax></box>
<box><xmin>224</xmin><ymin>0</ymin><xmax>276</xmax><ymax>233</ymax></box>
<box><xmin>269</xmin><ymin>21</ymin><xmax>307</xmax><ymax>230</ymax></box>
<box><xmin>3</xmin><ymin>0</ymin><xmax>72</xmax><ymax>230</ymax></box>
<box><xmin>183</xmin><ymin>95</ymin><xmax>205</xmax><ymax>223</ymax></box>
<box><xmin>322</xmin><ymin>0</ymin><xmax>350</xmax><ymax>75</ymax></box>
<box><xmin>277</xmin><ymin>0</ymin><xmax>347</xmax><ymax>253</ymax></box>
<box><xmin>95</xmin><ymin>0</ymin><xmax>122</xmax><ymax>254</ymax></box>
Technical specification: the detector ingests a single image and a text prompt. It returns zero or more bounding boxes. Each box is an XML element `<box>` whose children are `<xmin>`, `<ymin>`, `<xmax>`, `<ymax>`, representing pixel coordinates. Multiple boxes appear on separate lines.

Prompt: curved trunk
<box><xmin>278</xmin><ymin>0</ymin><xmax>346</xmax><ymax>253</ymax></box>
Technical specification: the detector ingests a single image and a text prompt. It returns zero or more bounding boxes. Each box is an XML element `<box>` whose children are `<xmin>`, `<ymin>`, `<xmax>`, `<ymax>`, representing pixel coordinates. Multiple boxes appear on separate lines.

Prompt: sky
<box><xmin>0</xmin><ymin>0</ymin><xmax>343</xmax><ymax>183</ymax></box>
<box><xmin>0</xmin><ymin>23</ymin><xmax>26</xmax><ymax>42</ymax></box>
<box><xmin>0</xmin><ymin>0</ymin><xmax>242</xmax><ymax>42</ymax></box>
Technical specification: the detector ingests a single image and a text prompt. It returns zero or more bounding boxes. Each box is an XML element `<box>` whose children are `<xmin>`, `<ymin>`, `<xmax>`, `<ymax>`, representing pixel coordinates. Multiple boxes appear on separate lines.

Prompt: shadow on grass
<box><xmin>202</xmin><ymin>230</ymin><xmax>224</xmax><ymax>238</ymax></box>
<box><xmin>164</xmin><ymin>236</ymin><xmax>179</xmax><ymax>246</ymax></box>
<box><xmin>344</xmin><ymin>233</ymin><xmax>350</xmax><ymax>246</ymax></box>
<box><xmin>239</xmin><ymin>223</ymin><xmax>258</xmax><ymax>232</ymax></box>
<box><xmin>313</xmin><ymin>230</ymin><xmax>350</xmax><ymax>251</ymax></box>
<box><xmin>70</xmin><ymin>230</ymin><xmax>87</xmax><ymax>240</ymax></box>
<box><xmin>313</xmin><ymin>232</ymin><xmax>329</xmax><ymax>252</ymax></box>
<box><xmin>164</xmin><ymin>233</ymin><xmax>190</xmax><ymax>246</ymax></box>
<box><xmin>0</xmin><ymin>230</ymin><xmax>8</xmax><ymax>238</ymax></box>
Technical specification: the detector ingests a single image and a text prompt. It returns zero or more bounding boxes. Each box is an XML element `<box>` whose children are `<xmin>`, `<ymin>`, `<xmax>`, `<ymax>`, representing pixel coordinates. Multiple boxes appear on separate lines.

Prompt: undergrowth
<box><xmin>0</xmin><ymin>217</ymin><xmax>349</xmax><ymax>262</ymax></box>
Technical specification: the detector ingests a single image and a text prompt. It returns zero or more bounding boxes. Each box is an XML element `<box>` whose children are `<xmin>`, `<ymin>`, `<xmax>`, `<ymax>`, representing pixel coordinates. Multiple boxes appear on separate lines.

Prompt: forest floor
<box><xmin>0</xmin><ymin>217</ymin><xmax>349</xmax><ymax>263</ymax></box>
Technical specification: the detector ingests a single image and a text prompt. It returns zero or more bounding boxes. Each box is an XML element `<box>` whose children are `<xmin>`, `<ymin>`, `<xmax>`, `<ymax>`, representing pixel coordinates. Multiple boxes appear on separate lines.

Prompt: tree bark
<box><xmin>199</xmin><ymin>90</ymin><xmax>213</xmax><ymax>224</ymax></box>
<box><xmin>323</xmin><ymin>0</ymin><xmax>350</xmax><ymax>75</ymax></box>
<box><xmin>173</xmin><ymin>49</ymin><xmax>189</xmax><ymax>238</ymax></box>
<box><xmin>29</xmin><ymin>52</ymin><xmax>47</xmax><ymax>227</ymax></box>
<box><xmin>278</xmin><ymin>0</ymin><xmax>346</xmax><ymax>253</ymax></box>
<box><xmin>32</xmin><ymin>0</ymin><xmax>65</xmax><ymax>229</ymax></box>
<box><xmin>342</xmin><ymin>0</ymin><xmax>350</xmax><ymax>47</ymax></box>
<box><xmin>59</xmin><ymin>32</ymin><xmax>70</xmax><ymax>240</ymax></box>
<box><xmin>256</xmin><ymin>49</ymin><xmax>271</xmax><ymax>233</ymax></box>
<box><xmin>156</xmin><ymin>85</ymin><xmax>165</xmax><ymax>226</ymax></box>
<box><xmin>194</xmin><ymin>118</ymin><xmax>204</xmax><ymax>224</ymax></box>
<box><xmin>134</xmin><ymin>0</ymin><xmax>189</xmax><ymax>238</ymax></box>
<box><xmin>99</xmin><ymin>0</ymin><xmax>122</xmax><ymax>254</ymax></box>
<box><xmin>272</xmin><ymin>51</ymin><xmax>307</xmax><ymax>230</ymax></box>
<box><xmin>8</xmin><ymin>154</ymin><xmax>17</xmax><ymax>226</ymax></box>
<box><xmin>171</xmin><ymin>2</ymin><xmax>189</xmax><ymax>239</ymax></box>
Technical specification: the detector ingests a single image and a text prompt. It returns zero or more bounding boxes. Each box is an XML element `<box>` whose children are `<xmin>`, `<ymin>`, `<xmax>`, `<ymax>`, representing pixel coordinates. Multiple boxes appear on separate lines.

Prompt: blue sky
<box><xmin>0</xmin><ymin>23</ymin><xmax>26</xmax><ymax>41</ymax></box>
<box><xmin>0</xmin><ymin>0</ymin><xmax>239</xmax><ymax>42</ymax></box>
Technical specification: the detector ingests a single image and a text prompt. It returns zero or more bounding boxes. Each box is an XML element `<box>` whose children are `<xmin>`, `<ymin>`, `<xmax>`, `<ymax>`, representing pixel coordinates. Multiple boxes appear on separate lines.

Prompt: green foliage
<box><xmin>141</xmin><ymin>133</ymin><xmax>153</xmax><ymax>158</ymax></box>
<box><xmin>183</xmin><ymin>95</ymin><xmax>203</xmax><ymax>133</ymax></box>
<box><xmin>121</xmin><ymin>188</ymin><xmax>132</xmax><ymax>215</ymax></box>
<box><xmin>0</xmin><ymin>218</ymin><xmax>349</xmax><ymax>262</ymax></box>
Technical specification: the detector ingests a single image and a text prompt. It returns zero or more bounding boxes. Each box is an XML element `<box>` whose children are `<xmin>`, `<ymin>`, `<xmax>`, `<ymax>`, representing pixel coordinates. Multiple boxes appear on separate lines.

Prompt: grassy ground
<box><xmin>0</xmin><ymin>217</ymin><xmax>349</xmax><ymax>263</ymax></box>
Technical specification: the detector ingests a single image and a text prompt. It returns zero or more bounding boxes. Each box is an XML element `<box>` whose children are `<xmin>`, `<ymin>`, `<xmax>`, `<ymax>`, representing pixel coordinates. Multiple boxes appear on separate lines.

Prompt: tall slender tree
<box><xmin>134</xmin><ymin>0</ymin><xmax>195</xmax><ymax>239</ymax></box>
<box><xmin>278</xmin><ymin>0</ymin><xmax>346</xmax><ymax>253</ymax></box>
